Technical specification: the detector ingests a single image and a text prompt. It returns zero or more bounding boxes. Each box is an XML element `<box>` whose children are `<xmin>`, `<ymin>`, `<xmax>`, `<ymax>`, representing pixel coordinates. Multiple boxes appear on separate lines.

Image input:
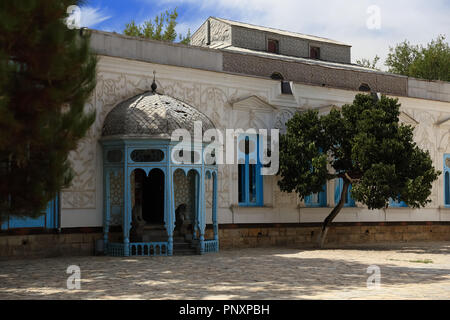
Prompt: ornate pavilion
<box><xmin>100</xmin><ymin>84</ymin><xmax>219</xmax><ymax>257</ymax></box>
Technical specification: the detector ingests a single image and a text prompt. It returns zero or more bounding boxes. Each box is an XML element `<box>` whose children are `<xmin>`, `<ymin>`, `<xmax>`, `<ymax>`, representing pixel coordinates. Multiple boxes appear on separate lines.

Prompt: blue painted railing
<box><xmin>107</xmin><ymin>242</ymin><xmax>169</xmax><ymax>256</ymax></box>
<box><xmin>107</xmin><ymin>243</ymin><xmax>125</xmax><ymax>257</ymax></box>
<box><xmin>204</xmin><ymin>240</ymin><xmax>219</xmax><ymax>253</ymax></box>
<box><xmin>130</xmin><ymin>242</ymin><xmax>168</xmax><ymax>256</ymax></box>
<box><xmin>107</xmin><ymin>241</ymin><xmax>219</xmax><ymax>256</ymax></box>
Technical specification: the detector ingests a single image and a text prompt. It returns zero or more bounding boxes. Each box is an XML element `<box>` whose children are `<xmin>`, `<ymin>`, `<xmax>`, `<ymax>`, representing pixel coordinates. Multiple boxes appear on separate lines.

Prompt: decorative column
<box><xmin>167</xmin><ymin>168</ymin><xmax>174</xmax><ymax>256</ymax></box>
<box><xmin>212</xmin><ymin>171</ymin><xmax>219</xmax><ymax>249</ymax></box>
<box><xmin>103</xmin><ymin>170</ymin><xmax>111</xmax><ymax>252</ymax></box>
<box><xmin>198</xmin><ymin>169</ymin><xmax>205</xmax><ymax>254</ymax></box>
<box><xmin>193</xmin><ymin>170</ymin><xmax>199</xmax><ymax>240</ymax></box>
<box><xmin>123</xmin><ymin>170</ymin><xmax>131</xmax><ymax>256</ymax></box>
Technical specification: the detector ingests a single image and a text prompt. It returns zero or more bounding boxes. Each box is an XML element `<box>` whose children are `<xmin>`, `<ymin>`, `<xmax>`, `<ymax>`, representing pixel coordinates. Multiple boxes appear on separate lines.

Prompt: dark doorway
<box><xmin>135</xmin><ymin>169</ymin><xmax>165</xmax><ymax>225</ymax></box>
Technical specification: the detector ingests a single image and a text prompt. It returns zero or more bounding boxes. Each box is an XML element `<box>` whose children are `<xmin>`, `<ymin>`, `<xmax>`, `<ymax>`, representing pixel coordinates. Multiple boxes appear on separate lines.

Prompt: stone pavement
<box><xmin>0</xmin><ymin>242</ymin><xmax>449</xmax><ymax>300</ymax></box>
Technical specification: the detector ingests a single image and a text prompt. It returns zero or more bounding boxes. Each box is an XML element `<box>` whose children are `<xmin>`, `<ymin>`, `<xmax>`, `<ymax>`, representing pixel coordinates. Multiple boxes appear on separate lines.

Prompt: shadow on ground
<box><xmin>0</xmin><ymin>242</ymin><xmax>449</xmax><ymax>299</ymax></box>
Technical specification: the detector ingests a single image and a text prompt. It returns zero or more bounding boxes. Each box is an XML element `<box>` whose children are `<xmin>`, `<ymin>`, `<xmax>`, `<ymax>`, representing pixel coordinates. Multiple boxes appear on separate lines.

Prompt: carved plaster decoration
<box><xmin>435</xmin><ymin>114</ymin><xmax>450</xmax><ymax>153</ymax></box>
<box><xmin>317</xmin><ymin>104</ymin><xmax>340</xmax><ymax>116</ymax></box>
<box><xmin>399</xmin><ymin>111</ymin><xmax>419</xmax><ymax>128</ymax></box>
<box><xmin>231</xmin><ymin>95</ymin><xmax>277</xmax><ymax>131</ymax></box>
<box><xmin>274</xmin><ymin>108</ymin><xmax>296</xmax><ymax>135</ymax></box>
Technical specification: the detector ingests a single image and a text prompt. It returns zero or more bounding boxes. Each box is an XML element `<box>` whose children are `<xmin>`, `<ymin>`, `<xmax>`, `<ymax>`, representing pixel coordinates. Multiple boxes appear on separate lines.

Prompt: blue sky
<box><xmin>79</xmin><ymin>0</ymin><xmax>450</xmax><ymax>69</ymax></box>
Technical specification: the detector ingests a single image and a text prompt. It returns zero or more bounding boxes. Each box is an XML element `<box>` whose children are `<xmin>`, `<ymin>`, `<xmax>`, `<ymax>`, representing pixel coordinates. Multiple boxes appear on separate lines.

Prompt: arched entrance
<box><xmin>101</xmin><ymin>90</ymin><xmax>219</xmax><ymax>256</ymax></box>
<box><xmin>135</xmin><ymin>169</ymin><xmax>165</xmax><ymax>225</ymax></box>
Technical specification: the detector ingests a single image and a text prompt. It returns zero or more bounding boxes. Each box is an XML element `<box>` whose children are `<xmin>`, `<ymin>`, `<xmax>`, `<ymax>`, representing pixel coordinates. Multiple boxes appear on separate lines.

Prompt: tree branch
<box><xmin>319</xmin><ymin>179</ymin><xmax>350</xmax><ymax>247</ymax></box>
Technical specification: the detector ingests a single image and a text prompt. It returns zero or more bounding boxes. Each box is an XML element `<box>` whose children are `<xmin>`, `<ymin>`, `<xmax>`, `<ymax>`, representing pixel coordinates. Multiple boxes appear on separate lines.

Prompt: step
<box><xmin>173</xmin><ymin>249</ymin><xmax>198</xmax><ymax>256</ymax></box>
<box><xmin>143</xmin><ymin>224</ymin><xmax>165</xmax><ymax>230</ymax></box>
<box><xmin>173</xmin><ymin>245</ymin><xmax>196</xmax><ymax>250</ymax></box>
<box><xmin>173</xmin><ymin>237</ymin><xmax>189</xmax><ymax>243</ymax></box>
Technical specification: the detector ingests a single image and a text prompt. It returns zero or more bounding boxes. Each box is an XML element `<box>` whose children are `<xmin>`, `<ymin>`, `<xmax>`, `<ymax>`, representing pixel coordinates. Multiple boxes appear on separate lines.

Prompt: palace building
<box><xmin>1</xmin><ymin>17</ymin><xmax>450</xmax><ymax>257</ymax></box>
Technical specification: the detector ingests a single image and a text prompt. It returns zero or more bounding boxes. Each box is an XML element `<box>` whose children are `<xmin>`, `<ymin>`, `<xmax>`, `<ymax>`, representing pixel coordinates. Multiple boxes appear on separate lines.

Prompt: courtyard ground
<box><xmin>0</xmin><ymin>241</ymin><xmax>449</xmax><ymax>300</ymax></box>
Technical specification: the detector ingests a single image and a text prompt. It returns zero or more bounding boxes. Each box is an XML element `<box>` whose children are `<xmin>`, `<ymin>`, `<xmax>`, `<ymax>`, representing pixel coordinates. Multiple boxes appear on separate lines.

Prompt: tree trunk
<box><xmin>318</xmin><ymin>180</ymin><xmax>350</xmax><ymax>248</ymax></box>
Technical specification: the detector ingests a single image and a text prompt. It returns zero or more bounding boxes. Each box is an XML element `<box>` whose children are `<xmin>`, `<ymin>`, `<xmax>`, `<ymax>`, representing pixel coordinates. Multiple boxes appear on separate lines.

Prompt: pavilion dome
<box><xmin>102</xmin><ymin>91</ymin><xmax>215</xmax><ymax>138</ymax></box>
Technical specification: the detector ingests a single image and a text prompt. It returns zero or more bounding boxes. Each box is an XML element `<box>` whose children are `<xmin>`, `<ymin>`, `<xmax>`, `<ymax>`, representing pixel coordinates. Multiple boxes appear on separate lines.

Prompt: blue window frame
<box><xmin>389</xmin><ymin>197</ymin><xmax>407</xmax><ymax>208</ymax></box>
<box><xmin>444</xmin><ymin>154</ymin><xmax>450</xmax><ymax>207</ymax></box>
<box><xmin>335</xmin><ymin>178</ymin><xmax>355</xmax><ymax>207</ymax></box>
<box><xmin>1</xmin><ymin>196</ymin><xmax>59</xmax><ymax>231</ymax></box>
<box><xmin>238</xmin><ymin>134</ymin><xmax>263</xmax><ymax>206</ymax></box>
<box><xmin>305</xmin><ymin>147</ymin><xmax>327</xmax><ymax>207</ymax></box>
<box><xmin>305</xmin><ymin>184</ymin><xmax>327</xmax><ymax>207</ymax></box>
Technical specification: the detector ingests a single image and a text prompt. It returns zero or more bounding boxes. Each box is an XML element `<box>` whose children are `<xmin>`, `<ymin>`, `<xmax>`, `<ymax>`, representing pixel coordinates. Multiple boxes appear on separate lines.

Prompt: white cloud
<box><xmin>79</xmin><ymin>6</ymin><xmax>111</xmax><ymax>28</ymax></box>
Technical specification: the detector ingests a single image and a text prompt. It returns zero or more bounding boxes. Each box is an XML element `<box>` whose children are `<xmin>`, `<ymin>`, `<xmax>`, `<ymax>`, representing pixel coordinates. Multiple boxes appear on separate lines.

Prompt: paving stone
<box><xmin>0</xmin><ymin>241</ymin><xmax>449</xmax><ymax>299</ymax></box>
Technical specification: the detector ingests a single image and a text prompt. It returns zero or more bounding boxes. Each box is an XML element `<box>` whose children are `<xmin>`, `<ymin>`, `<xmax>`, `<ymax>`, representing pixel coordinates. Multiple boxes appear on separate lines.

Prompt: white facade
<box><xmin>59</xmin><ymin>30</ymin><xmax>450</xmax><ymax>228</ymax></box>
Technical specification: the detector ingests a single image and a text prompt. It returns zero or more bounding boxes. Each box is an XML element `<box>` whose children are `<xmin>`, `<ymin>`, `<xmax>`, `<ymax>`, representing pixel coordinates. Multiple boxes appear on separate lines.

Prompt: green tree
<box><xmin>179</xmin><ymin>29</ymin><xmax>191</xmax><ymax>45</ymax></box>
<box><xmin>123</xmin><ymin>8</ymin><xmax>190</xmax><ymax>44</ymax></box>
<box><xmin>385</xmin><ymin>35</ymin><xmax>450</xmax><ymax>81</ymax></box>
<box><xmin>278</xmin><ymin>93</ymin><xmax>440</xmax><ymax>247</ymax></box>
<box><xmin>0</xmin><ymin>0</ymin><xmax>97</xmax><ymax>220</ymax></box>
<box><xmin>356</xmin><ymin>55</ymin><xmax>380</xmax><ymax>70</ymax></box>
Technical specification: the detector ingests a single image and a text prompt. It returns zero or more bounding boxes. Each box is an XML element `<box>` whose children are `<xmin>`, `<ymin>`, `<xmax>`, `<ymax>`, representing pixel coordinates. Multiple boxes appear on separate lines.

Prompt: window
<box><xmin>310</xmin><ymin>46</ymin><xmax>320</xmax><ymax>59</ymax></box>
<box><xmin>1</xmin><ymin>196</ymin><xmax>59</xmax><ymax>230</ymax></box>
<box><xmin>281</xmin><ymin>81</ymin><xmax>293</xmax><ymax>95</ymax></box>
<box><xmin>444</xmin><ymin>154</ymin><xmax>450</xmax><ymax>206</ymax></box>
<box><xmin>359</xmin><ymin>83</ymin><xmax>371</xmax><ymax>92</ymax></box>
<box><xmin>238</xmin><ymin>134</ymin><xmax>263</xmax><ymax>206</ymax></box>
<box><xmin>389</xmin><ymin>196</ymin><xmax>407</xmax><ymax>208</ymax></box>
<box><xmin>305</xmin><ymin>148</ymin><xmax>327</xmax><ymax>207</ymax></box>
<box><xmin>305</xmin><ymin>185</ymin><xmax>327</xmax><ymax>207</ymax></box>
<box><xmin>130</xmin><ymin>149</ymin><xmax>164</xmax><ymax>162</ymax></box>
<box><xmin>267</xmin><ymin>39</ymin><xmax>279</xmax><ymax>54</ymax></box>
<box><xmin>335</xmin><ymin>178</ymin><xmax>355</xmax><ymax>207</ymax></box>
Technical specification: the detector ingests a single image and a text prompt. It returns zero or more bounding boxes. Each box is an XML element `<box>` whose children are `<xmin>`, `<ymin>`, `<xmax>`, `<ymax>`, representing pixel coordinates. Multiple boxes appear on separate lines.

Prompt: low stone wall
<box><xmin>1</xmin><ymin>223</ymin><xmax>449</xmax><ymax>258</ymax></box>
<box><xmin>211</xmin><ymin>223</ymin><xmax>450</xmax><ymax>249</ymax></box>
<box><xmin>0</xmin><ymin>232</ymin><xmax>103</xmax><ymax>259</ymax></box>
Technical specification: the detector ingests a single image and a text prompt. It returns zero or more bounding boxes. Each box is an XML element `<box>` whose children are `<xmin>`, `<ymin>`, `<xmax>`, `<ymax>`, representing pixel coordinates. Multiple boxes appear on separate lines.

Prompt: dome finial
<box><xmin>151</xmin><ymin>70</ymin><xmax>157</xmax><ymax>93</ymax></box>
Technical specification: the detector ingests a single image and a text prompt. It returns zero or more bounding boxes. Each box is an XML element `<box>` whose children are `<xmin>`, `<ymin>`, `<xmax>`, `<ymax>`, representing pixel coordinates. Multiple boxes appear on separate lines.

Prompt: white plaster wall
<box><xmin>408</xmin><ymin>78</ymin><xmax>450</xmax><ymax>103</ymax></box>
<box><xmin>61</xmin><ymin>140</ymin><xmax>104</xmax><ymax>227</ymax></box>
<box><xmin>60</xmin><ymin>55</ymin><xmax>450</xmax><ymax>228</ymax></box>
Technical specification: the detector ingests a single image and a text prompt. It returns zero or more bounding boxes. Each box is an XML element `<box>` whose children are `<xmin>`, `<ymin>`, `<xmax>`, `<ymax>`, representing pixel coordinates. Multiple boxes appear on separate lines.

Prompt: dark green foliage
<box><xmin>0</xmin><ymin>0</ymin><xmax>97</xmax><ymax>219</ymax></box>
<box><xmin>279</xmin><ymin>94</ymin><xmax>440</xmax><ymax>213</ymax></box>
<box><xmin>385</xmin><ymin>35</ymin><xmax>450</xmax><ymax>81</ymax></box>
<box><xmin>123</xmin><ymin>8</ymin><xmax>190</xmax><ymax>44</ymax></box>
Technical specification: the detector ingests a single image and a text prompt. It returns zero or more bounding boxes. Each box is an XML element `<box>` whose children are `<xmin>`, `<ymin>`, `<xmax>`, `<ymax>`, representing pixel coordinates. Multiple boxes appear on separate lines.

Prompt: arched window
<box><xmin>334</xmin><ymin>178</ymin><xmax>355</xmax><ymax>207</ymax></box>
<box><xmin>359</xmin><ymin>83</ymin><xmax>371</xmax><ymax>92</ymax></box>
<box><xmin>238</xmin><ymin>134</ymin><xmax>263</xmax><ymax>206</ymax></box>
<box><xmin>270</xmin><ymin>72</ymin><xmax>284</xmax><ymax>80</ymax></box>
<box><xmin>389</xmin><ymin>196</ymin><xmax>407</xmax><ymax>208</ymax></box>
<box><xmin>305</xmin><ymin>149</ymin><xmax>327</xmax><ymax>207</ymax></box>
<box><xmin>305</xmin><ymin>185</ymin><xmax>327</xmax><ymax>207</ymax></box>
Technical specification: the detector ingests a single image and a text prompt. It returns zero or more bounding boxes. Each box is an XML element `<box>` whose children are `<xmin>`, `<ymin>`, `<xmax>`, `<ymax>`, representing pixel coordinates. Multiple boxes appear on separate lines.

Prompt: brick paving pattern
<box><xmin>0</xmin><ymin>242</ymin><xmax>449</xmax><ymax>299</ymax></box>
